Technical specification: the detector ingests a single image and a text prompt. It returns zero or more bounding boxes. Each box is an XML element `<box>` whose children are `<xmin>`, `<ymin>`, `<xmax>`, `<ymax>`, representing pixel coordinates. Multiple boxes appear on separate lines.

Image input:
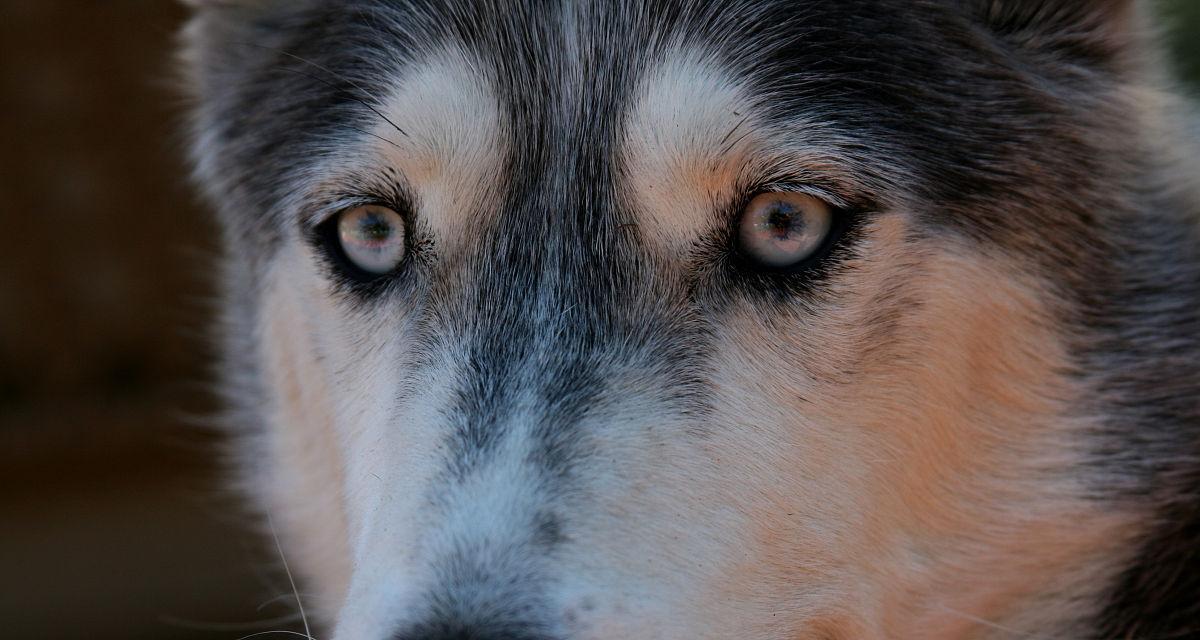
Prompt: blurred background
<box><xmin>1</xmin><ymin>2</ymin><xmax>1198</xmax><ymax>639</ymax></box>
<box><xmin>1</xmin><ymin>3</ymin><xmax>289</xmax><ymax>639</ymax></box>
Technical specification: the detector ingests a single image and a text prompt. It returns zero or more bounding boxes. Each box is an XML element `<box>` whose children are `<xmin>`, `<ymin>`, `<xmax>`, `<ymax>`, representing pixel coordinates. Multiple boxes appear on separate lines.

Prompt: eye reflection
<box><xmin>336</xmin><ymin>204</ymin><xmax>406</xmax><ymax>275</ymax></box>
<box><xmin>737</xmin><ymin>192</ymin><xmax>833</xmax><ymax>269</ymax></box>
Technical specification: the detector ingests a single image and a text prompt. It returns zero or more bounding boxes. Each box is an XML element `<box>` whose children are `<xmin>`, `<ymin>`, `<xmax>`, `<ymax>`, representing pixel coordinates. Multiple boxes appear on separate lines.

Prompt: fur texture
<box><xmin>182</xmin><ymin>1</ymin><xmax>1200</xmax><ymax>638</ymax></box>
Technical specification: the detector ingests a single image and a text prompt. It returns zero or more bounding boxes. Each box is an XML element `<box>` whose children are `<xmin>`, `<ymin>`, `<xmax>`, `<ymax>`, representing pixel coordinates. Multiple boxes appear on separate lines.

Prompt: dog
<box><xmin>181</xmin><ymin>1</ymin><xmax>1200</xmax><ymax>638</ymax></box>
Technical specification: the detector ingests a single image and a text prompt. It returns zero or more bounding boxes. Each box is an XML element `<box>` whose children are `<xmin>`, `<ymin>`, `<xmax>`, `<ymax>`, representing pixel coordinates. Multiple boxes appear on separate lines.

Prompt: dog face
<box><xmin>184</xmin><ymin>1</ymin><xmax>1200</xmax><ymax>638</ymax></box>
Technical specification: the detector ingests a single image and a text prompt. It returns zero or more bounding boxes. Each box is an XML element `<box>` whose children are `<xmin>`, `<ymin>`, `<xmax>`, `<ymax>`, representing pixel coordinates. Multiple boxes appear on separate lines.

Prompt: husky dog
<box><xmin>182</xmin><ymin>1</ymin><xmax>1200</xmax><ymax>638</ymax></box>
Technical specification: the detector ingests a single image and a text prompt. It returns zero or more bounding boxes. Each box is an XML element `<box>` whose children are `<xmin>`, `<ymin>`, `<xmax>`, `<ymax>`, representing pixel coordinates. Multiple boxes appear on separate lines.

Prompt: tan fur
<box><xmin>688</xmin><ymin>217</ymin><xmax>1137</xmax><ymax>638</ymax></box>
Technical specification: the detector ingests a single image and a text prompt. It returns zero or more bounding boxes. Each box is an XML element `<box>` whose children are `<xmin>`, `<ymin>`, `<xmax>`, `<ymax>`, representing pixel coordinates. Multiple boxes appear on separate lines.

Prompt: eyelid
<box><xmin>304</xmin><ymin>196</ymin><xmax>387</xmax><ymax>231</ymax></box>
<box><xmin>297</xmin><ymin>171</ymin><xmax>417</xmax><ymax>230</ymax></box>
<box><xmin>752</xmin><ymin>181</ymin><xmax>848</xmax><ymax>210</ymax></box>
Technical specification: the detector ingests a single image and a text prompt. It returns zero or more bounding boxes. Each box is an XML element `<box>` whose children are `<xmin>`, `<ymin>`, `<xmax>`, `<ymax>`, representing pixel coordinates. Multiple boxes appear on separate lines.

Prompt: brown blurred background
<box><xmin>1</xmin><ymin>2</ymin><xmax>1199</xmax><ymax>639</ymax></box>
<box><xmin>1</xmin><ymin>3</ymin><xmax>292</xmax><ymax>639</ymax></box>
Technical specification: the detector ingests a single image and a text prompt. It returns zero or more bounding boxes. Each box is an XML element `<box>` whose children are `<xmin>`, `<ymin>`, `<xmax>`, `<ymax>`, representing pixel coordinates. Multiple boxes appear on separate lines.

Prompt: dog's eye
<box><xmin>334</xmin><ymin>204</ymin><xmax>406</xmax><ymax>275</ymax></box>
<box><xmin>737</xmin><ymin>192</ymin><xmax>833</xmax><ymax>269</ymax></box>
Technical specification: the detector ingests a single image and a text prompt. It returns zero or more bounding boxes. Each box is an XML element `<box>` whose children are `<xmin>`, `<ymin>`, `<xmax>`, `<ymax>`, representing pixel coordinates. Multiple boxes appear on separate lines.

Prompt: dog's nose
<box><xmin>392</xmin><ymin>621</ymin><xmax>552</xmax><ymax>640</ymax></box>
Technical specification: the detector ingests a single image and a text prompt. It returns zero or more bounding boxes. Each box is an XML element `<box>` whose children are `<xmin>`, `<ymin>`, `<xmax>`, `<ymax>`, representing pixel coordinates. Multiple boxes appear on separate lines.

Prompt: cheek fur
<box><xmin>695</xmin><ymin>216</ymin><xmax>1137</xmax><ymax>637</ymax></box>
<box><xmin>258</xmin><ymin>247</ymin><xmax>354</xmax><ymax>618</ymax></box>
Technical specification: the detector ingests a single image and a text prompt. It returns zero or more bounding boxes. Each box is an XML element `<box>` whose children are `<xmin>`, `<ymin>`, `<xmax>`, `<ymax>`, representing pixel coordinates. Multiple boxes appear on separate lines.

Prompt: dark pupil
<box><xmin>766</xmin><ymin>203</ymin><xmax>802</xmax><ymax>239</ymax></box>
<box><xmin>360</xmin><ymin>215</ymin><xmax>392</xmax><ymax>241</ymax></box>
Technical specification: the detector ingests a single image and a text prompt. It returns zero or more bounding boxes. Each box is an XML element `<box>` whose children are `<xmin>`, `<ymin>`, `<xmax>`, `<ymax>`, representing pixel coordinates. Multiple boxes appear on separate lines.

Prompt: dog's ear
<box><xmin>977</xmin><ymin>0</ymin><xmax>1142</xmax><ymax>69</ymax></box>
<box><xmin>178</xmin><ymin>0</ymin><xmax>317</xmax><ymax>203</ymax></box>
<box><xmin>178</xmin><ymin>0</ymin><xmax>312</xmax><ymax>90</ymax></box>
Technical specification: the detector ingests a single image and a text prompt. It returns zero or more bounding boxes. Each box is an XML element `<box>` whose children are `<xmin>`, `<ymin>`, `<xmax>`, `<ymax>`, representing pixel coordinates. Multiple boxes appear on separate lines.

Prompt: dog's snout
<box><xmin>391</xmin><ymin>619</ymin><xmax>549</xmax><ymax>638</ymax></box>
<box><xmin>392</xmin><ymin>622</ymin><xmax>552</xmax><ymax>640</ymax></box>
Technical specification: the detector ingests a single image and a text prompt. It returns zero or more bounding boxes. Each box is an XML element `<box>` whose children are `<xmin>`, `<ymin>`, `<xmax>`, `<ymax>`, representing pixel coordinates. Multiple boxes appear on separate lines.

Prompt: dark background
<box><xmin>1</xmin><ymin>2</ymin><xmax>1198</xmax><ymax>639</ymax></box>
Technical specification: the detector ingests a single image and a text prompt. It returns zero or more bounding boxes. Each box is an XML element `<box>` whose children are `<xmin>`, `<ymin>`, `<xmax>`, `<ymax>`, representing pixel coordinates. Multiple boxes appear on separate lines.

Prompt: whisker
<box><xmin>267</xmin><ymin>66</ymin><xmax>407</xmax><ymax>153</ymax></box>
<box><xmin>934</xmin><ymin>605</ymin><xmax>1051</xmax><ymax>640</ymax></box>
<box><xmin>257</xmin><ymin>592</ymin><xmax>318</xmax><ymax>613</ymax></box>
<box><xmin>268</xmin><ymin>513</ymin><xmax>314</xmax><ymax>640</ymax></box>
<box><xmin>234</xmin><ymin>631</ymin><xmax>318</xmax><ymax>640</ymax></box>
<box><xmin>343</xmin><ymin>122</ymin><xmax>407</xmax><ymax>154</ymax></box>
<box><xmin>719</xmin><ymin>114</ymin><xmax>752</xmax><ymax>153</ymax></box>
<box><xmin>235</xmin><ymin>41</ymin><xmax>408</xmax><ymax>139</ymax></box>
